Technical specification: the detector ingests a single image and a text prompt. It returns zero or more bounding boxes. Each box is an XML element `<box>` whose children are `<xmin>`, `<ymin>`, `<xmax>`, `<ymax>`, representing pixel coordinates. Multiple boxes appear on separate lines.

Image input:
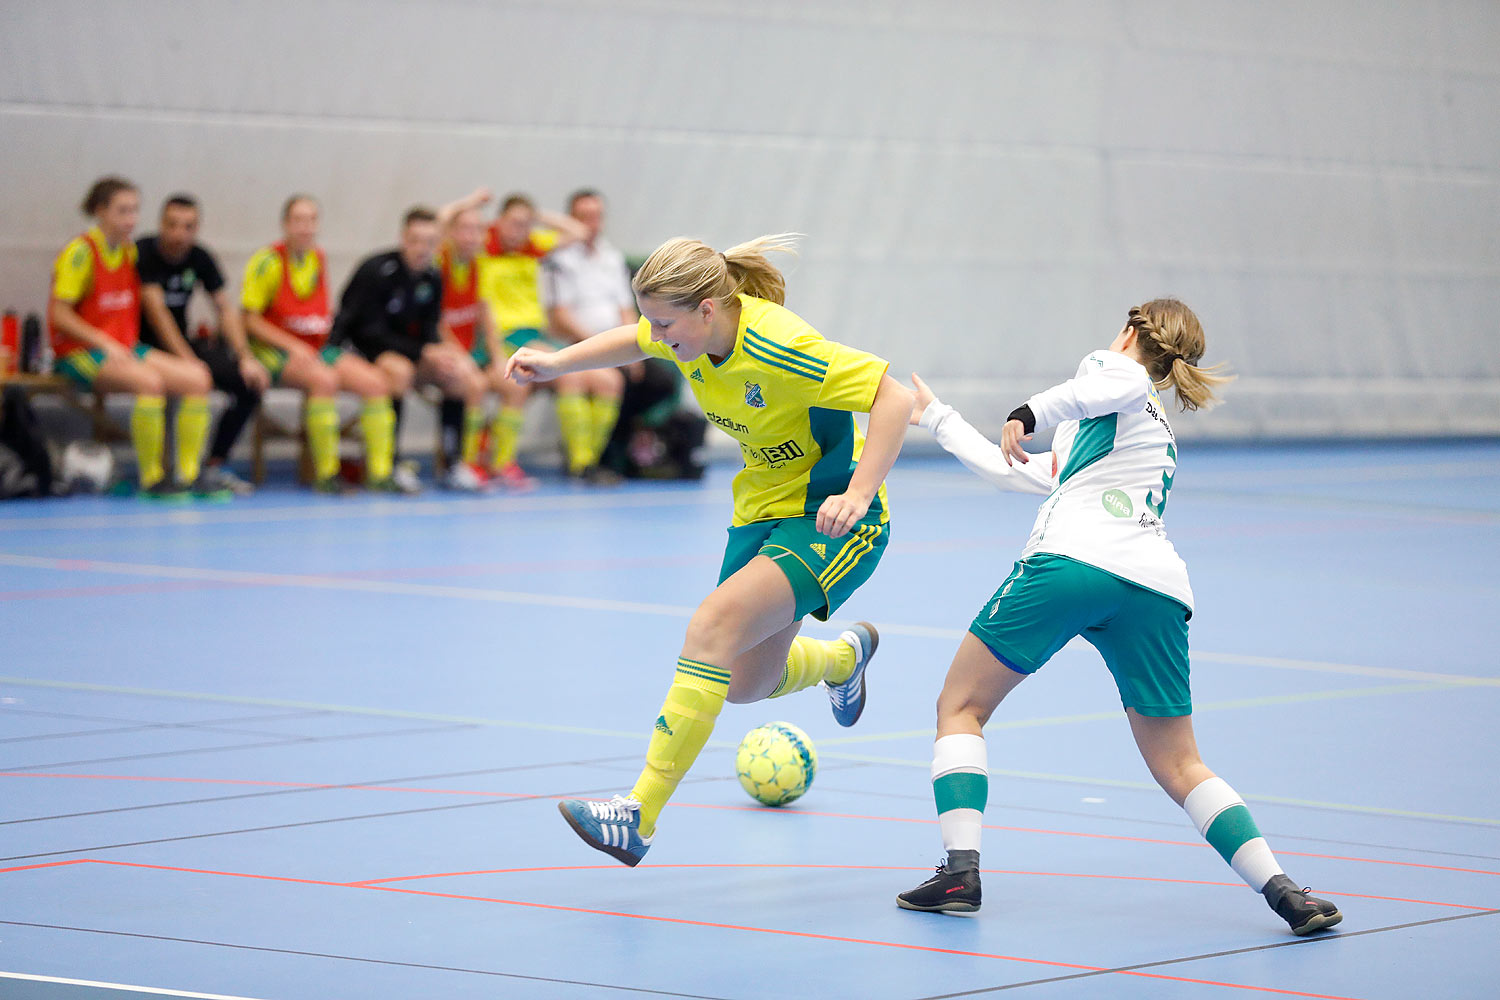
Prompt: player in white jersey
<box><xmin>896</xmin><ymin>299</ymin><xmax>1343</xmax><ymax>938</ymax></box>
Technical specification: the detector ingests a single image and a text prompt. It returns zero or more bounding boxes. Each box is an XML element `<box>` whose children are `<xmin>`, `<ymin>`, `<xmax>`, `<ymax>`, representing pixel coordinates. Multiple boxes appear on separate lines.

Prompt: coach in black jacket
<box><xmin>331</xmin><ymin>207</ymin><xmax>486</xmax><ymax>487</ymax></box>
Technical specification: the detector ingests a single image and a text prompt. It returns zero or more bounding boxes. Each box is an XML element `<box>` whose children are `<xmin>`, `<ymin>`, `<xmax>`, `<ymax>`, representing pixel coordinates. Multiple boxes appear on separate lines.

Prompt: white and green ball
<box><xmin>735</xmin><ymin>721</ymin><xmax>818</xmax><ymax>806</ymax></box>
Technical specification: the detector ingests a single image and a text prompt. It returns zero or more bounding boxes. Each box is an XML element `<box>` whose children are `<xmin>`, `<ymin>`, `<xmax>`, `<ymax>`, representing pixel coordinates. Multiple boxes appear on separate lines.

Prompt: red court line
<box><xmin>344</xmin><ymin>863</ymin><xmax>1492</xmax><ymax>910</ymax></box>
<box><xmin>0</xmin><ymin>859</ymin><xmax>92</xmax><ymax>876</ymax></box>
<box><xmin>8</xmin><ymin>858</ymin><xmax>1368</xmax><ymax>1000</ymax></box>
<box><xmin>0</xmin><ymin>580</ymin><xmax>237</xmax><ymax>602</ymax></box>
<box><xmin>5</xmin><ymin>772</ymin><xmax>1494</xmax><ymax>877</ymax></box>
<box><xmin>0</xmin><ymin>773</ymin><xmax>530</xmax><ymax>799</ymax></box>
<box><xmin>667</xmin><ymin>800</ymin><xmax>1500</xmax><ymax>877</ymax></box>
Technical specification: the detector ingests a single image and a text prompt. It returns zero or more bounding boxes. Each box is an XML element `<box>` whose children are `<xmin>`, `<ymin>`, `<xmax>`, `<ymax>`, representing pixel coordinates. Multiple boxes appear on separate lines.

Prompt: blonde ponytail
<box><xmin>633</xmin><ymin>233</ymin><xmax>800</xmax><ymax>309</ymax></box>
<box><xmin>1125</xmin><ymin>298</ymin><xmax>1235</xmax><ymax>412</ymax></box>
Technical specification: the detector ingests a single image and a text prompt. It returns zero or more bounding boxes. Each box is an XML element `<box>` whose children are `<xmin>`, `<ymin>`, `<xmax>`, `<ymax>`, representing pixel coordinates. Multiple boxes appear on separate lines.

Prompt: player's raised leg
<box><xmin>1129</xmin><ymin>711</ymin><xmax>1342</xmax><ymax>935</ymax></box>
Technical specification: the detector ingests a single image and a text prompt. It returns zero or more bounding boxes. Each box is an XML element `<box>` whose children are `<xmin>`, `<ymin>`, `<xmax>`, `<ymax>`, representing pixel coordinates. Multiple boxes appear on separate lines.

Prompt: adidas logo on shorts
<box><xmin>810</xmin><ymin>543</ymin><xmax>827</xmax><ymax>559</ymax></box>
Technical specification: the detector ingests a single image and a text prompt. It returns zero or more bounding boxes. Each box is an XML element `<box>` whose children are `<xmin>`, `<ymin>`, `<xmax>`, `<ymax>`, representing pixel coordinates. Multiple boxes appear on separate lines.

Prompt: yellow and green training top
<box><xmin>637</xmin><ymin>294</ymin><xmax>891</xmax><ymax>527</ymax></box>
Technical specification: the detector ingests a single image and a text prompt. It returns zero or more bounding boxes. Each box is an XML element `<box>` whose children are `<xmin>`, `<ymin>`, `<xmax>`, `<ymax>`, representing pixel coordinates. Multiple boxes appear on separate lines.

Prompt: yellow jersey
<box><xmin>638</xmin><ymin>294</ymin><xmax>891</xmax><ymax>526</ymax></box>
<box><xmin>478</xmin><ymin>227</ymin><xmax>558</xmax><ymax>331</ymax></box>
<box><xmin>51</xmin><ymin>226</ymin><xmax>136</xmax><ymax>303</ymax></box>
<box><xmin>241</xmin><ymin>245</ymin><xmax>325</xmax><ymax>314</ymax></box>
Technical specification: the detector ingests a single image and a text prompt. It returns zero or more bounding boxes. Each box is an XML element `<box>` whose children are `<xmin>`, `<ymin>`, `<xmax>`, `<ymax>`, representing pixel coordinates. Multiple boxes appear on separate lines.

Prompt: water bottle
<box><xmin>1</xmin><ymin>311</ymin><xmax>16</xmax><ymax>374</ymax></box>
<box><xmin>20</xmin><ymin>313</ymin><xmax>45</xmax><ymax>374</ymax></box>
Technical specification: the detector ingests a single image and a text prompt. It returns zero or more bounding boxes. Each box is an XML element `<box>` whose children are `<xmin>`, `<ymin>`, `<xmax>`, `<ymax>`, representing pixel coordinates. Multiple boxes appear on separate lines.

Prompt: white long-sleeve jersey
<box><xmin>920</xmin><ymin>349</ymin><xmax>1193</xmax><ymax>611</ymax></box>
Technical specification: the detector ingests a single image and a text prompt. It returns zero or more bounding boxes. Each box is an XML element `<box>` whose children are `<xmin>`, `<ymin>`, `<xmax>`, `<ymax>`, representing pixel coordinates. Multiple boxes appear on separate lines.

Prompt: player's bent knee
<box><xmin>135</xmin><ymin>369</ymin><xmax>166</xmax><ymax>396</ymax></box>
<box><xmin>185</xmin><ymin>363</ymin><xmax>213</xmax><ymax>396</ymax></box>
<box><xmin>682</xmin><ymin>604</ymin><xmax>746</xmax><ymax>664</ymax></box>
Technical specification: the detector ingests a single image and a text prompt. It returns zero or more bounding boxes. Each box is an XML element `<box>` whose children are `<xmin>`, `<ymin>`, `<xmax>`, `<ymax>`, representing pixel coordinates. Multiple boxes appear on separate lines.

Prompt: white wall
<box><xmin>3</xmin><ymin>0</ymin><xmax>1497</xmax><ymax>438</ymax></box>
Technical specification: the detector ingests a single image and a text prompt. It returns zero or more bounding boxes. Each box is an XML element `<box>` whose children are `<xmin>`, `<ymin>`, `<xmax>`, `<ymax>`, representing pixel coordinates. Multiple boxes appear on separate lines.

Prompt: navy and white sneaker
<box><xmin>824</xmin><ymin>621</ymin><xmax>878</xmax><ymax>727</ymax></box>
<box><xmin>558</xmin><ymin>795</ymin><xmax>653</xmax><ymax>867</ymax></box>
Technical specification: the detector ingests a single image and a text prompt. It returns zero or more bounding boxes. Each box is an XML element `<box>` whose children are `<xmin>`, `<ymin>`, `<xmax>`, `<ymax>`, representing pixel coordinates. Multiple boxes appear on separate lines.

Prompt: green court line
<box><xmin>4</xmin><ymin>674</ymin><xmax>1494</xmax><ymax>826</ymax></box>
<box><xmin>818</xmin><ymin>680</ymin><xmax>1474</xmax><ymax>746</ymax></box>
<box><xmin>7</xmin><ymin>550</ymin><xmax>1498</xmax><ymax>688</ymax></box>
<box><xmin>813</xmin><ymin>752</ymin><xmax>1500</xmax><ymax>827</ymax></box>
<box><xmin>0</xmin><ymin>676</ymin><xmax>645</xmax><ymax>742</ymax></box>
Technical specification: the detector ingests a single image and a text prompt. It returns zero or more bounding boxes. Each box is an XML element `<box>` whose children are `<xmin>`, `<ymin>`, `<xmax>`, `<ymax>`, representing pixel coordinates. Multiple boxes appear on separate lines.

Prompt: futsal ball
<box><xmin>735</xmin><ymin>721</ymin><xmax>818</xmax><ymax>806</ymax></box>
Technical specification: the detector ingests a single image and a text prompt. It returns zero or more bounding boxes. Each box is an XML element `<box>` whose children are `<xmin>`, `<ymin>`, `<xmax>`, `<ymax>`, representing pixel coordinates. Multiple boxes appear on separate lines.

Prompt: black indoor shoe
<box><xmin>897</xmin><ymin>861</ymin><xmax>982</xmax><ymax>913</ymax></box>
<box><xmin>1263</xmin><ymin>874</ymin><xmax>1343</xmax><ymax>935</ymax></box>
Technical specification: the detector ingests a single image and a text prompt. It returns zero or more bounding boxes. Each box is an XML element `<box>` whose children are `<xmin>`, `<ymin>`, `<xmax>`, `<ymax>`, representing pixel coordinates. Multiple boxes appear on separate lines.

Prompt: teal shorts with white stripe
<box><xmin>969</xmin><ymin>553</ymin><xmax>1193</xmax><ymax>717</ymax></box>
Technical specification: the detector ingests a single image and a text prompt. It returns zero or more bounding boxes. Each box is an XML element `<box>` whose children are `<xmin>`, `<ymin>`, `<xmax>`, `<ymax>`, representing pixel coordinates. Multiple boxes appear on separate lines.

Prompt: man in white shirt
<box><xmin>543</xmin><ymin>190</ymin><xmax>629</xmax><ymax>482</ymax></box>
<box><xmin>545</xmin><ymin>190</ymin><xmax>636</xmax><ymax>343</ymax></box>
<box><xmin>544</xmin><ymin>190</ymin><xmax>706</xmax><ymax>480</ymax></box>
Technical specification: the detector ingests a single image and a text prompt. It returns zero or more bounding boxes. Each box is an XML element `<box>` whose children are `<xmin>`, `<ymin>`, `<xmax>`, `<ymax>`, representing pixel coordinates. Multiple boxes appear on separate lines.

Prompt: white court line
<box><xmin>0</xmin><ymin>972</ymin><xmax>268</xmax><ymax>999</ymax></box>
<box><xmin>1195</xmin><ymin>459</ymin><xmax>1500</xmax><ymax>488</ymax></box>
<box><xmin>3</xmin><ymin>551</ymin><xmax>1497</xmax><ymax>688</ymax></box>
<box><xmin>0</xmin><ymin>486</ymin><xmax>725</xmax><ymax>533</ymax></box>
<box><xmin>3</xmin><ymin>453</ymin><xmax>1495</xmax><ymax>533</ymax></box>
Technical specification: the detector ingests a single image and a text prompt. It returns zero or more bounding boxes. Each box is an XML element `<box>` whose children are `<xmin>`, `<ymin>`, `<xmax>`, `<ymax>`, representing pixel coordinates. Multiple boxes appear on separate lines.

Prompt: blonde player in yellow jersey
<box><xmin>507</xmin><ymin>234</ymin><xmax>915</xmax><ymax>865</ymax></box>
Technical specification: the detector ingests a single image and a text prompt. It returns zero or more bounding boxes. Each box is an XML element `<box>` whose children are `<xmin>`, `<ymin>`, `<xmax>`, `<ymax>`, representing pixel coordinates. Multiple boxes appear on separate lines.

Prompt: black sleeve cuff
<box><xmin>1007</xmin><ymin>404</ymin><xmax>1036</xmax><ymax>435</ymax></box>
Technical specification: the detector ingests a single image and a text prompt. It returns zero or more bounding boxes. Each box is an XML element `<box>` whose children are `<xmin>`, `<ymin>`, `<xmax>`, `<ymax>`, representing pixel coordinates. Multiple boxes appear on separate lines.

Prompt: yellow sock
<box><xmin>490</xmin><ymin>406</ymin><xmax>524</xmax><ymax>469</ymax></box>
<box><xmin>131</xmin><ymin>395</ymin><xmax>166</xmax><ymax>488</ymax></box>
<box><xmin>588</xmin><ymin>395</ymin><xmax>621</xmax><ymax>465</ymax></box>
<box><xmin>305</xmin><ymin>397</ymin><xmax>340</xmax><ymax>482</ymax></box>
<box><xmin>175</xmin><ymin>395</ymin><xmax>211</xmax><ymax>485</ymax></box>
<box><xmin>555</xmin><ymin>392</ymin><xmax>593</xmax><ymax>474</ymax></box>
<box><xmin>361</xmin><ymin>398</ymin><xmax>395</xmax><ymax>482</ymax></box>
<box><xmin>769</xmin><ymin>636</ymin><xmax>857</xmax><ymax>698</ymax></box>
<box><xmin>460</xmin><ymin>406</ymin><xmax>485</xmax><ymax>465</ymax></box>
<box><xmin>629</xmin><ymin>657</ymin><xmax>731</xmax><ymax>837</ymax></box>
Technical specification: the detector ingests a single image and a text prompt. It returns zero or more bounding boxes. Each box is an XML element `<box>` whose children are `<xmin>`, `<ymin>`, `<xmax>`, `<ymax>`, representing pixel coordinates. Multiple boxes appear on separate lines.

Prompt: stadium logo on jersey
<box><xmin>810</xmin><ymin>543</ymin><xmax>827</xmax><ymax>559</ymax></box>
<box><xmin>1102</xmin><ymin>489</ymin><xmax>1133</xmax><ymax>518</ymax></box>
<box><xmin>706</xmin><ymin>411</ymin><xmax>750</xmax><ymax>435</ymax></box>
<box><xmin>691</xmin><ymin>368</ymin><xmax>704</xmax><ymax>383</ymax></box>
<box><xmin>744</xmin><ymin>382</ymin><xmax>766</xmax><ymax>408</ymax></box>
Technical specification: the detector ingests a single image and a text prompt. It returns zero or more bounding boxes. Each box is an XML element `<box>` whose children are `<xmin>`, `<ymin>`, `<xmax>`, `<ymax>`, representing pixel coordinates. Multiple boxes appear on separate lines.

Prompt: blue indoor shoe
<box><xmin>825</xmin><ymin>621</ymin><xmax>879</xmax><ymax>727</ymax></box>
<box><xmin>558</xmin><ymin>795</ymin><xmax>653</xmax><ymax>867</ymax></box>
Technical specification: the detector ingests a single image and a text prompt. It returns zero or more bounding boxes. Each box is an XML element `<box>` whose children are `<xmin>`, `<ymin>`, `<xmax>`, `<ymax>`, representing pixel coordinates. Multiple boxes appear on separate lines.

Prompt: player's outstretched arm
<box><xmin>816</xmin><ymin>373</ymin><xmax>915</xmax><ymax>539</ymax></box>
<box><xmin>911</xmin><ymin>372</ymin><xmax>1056</xmax><ymax>493</ymax></box>
<box><xmin>505</xmin><ymin>323</ymin><xmax>646</xmax><ymax>385</ymax></box>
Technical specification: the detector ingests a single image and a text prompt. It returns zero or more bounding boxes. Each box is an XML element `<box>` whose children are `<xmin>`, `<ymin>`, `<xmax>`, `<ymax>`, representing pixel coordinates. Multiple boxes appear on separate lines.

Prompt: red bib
<box><xmin>263</xmin><ymin>243</ymin><xmax>331</xmax><ymax>348</ymax></box>
<box><xmin>51</xmin><ymin>231</ymin><xmax>140</xmax><ymax>356</ymax></box>
<box><xmin>439</xmin><ymin>244</ymin><xmax>482</xmax><ymax>351</ymax></box>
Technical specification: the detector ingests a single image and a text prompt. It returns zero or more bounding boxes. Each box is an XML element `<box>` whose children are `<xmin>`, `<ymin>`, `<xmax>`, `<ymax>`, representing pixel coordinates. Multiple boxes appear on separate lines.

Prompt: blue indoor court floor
<box><xmin>1</xmin><ymin>442</ymin><xmax>1498</xmax><ymax>999</ymax></box>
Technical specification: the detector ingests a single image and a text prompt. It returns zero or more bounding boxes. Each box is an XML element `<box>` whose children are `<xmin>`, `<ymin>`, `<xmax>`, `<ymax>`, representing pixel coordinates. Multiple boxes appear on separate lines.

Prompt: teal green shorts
<box><xmin>55</xmin><ymin>344</ymin><xmax>153</xmax><ymax>389</ymax></box>
<box><xmin>502</xmin><ymin>328</ymin><xmax>566</xmax><ymax>356</ymax></box>
<box><xmin>248</xmin><ymin>342</ymin><xmax>344</xmax><ymax>385</ymax></box>
<box><xmin>969</xmin><ymin>553</ymin><xmax>1193</xmax><ymax>717</ymax></box>
<box><xmin>719</xmin><ymin>512</ymin><xmax>890</xmax><ymax>622</ymax></box>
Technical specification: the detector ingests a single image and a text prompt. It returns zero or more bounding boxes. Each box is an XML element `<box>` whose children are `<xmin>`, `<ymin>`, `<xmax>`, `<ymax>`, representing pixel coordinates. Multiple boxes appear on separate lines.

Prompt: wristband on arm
<box><xmin>1007</xmin><ymin>404</ymin><xmax>1036</xmax><ymax>435</ymax></box>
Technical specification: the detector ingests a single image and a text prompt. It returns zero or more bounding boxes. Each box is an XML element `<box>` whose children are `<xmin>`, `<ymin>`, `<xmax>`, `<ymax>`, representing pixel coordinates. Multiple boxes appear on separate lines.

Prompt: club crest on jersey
<box><xmin>690</xmin><ymin>368</ymin><xmax>705</xmax><ymax>383</ymax></box>
<box><xmin>744</xmin><ymin>382</ymin><xmax>766</xmax><ymax>408</ymax></box>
